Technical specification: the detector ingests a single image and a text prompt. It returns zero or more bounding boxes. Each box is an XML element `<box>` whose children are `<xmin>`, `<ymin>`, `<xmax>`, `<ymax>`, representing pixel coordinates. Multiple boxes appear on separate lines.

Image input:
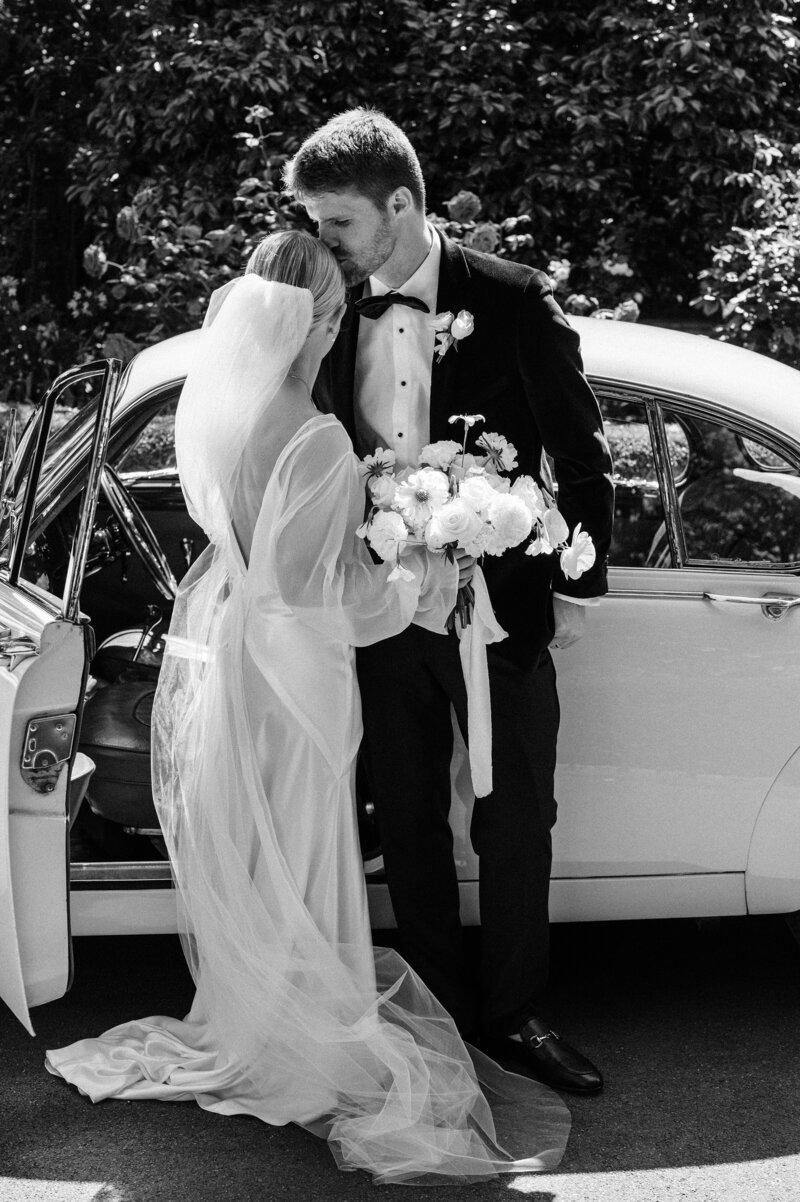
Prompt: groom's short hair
<box><xmin>284</xmin><ymin>109</ymin><xmax>426</xmax><ymax>213</ymax></box>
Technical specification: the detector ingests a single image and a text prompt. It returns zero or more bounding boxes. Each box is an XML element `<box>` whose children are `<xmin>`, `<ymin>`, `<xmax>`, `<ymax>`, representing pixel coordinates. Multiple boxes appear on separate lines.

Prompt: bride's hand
<box><xmin>454</xmin><ymin>547</ymin><xmax>476</xmax><ymax>587</ymax></box>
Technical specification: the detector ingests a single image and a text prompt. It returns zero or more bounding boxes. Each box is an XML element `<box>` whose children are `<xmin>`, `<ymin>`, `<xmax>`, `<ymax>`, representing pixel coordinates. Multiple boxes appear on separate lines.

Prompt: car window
<box><xmin>600</xmin><ymin>394</ymin><xmax>678</xmax><ymax>567</ymax></box>
<box><xmin>666</xmin><ymin>410</ymin><xmax>800</xmax><ymax>567</ymax></box>
<box><xmin>115</xmin><ymin>399</ymin><xmax>178</xmax><ymax>474</ymax></box>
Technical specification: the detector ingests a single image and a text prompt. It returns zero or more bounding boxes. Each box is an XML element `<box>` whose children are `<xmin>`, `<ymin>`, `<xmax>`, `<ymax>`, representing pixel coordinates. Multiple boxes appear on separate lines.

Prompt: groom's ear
<box><xmin>388</xmin><ymin>187</ymin><xmax>415</xmax><ymax>219</ymax></box>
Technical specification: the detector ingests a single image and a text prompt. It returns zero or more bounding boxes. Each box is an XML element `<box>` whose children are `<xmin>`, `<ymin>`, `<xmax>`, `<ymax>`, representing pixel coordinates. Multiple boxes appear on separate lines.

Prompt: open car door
<box><xmin>0</xmin><ymin>360</ymin><xmax>120</xmax><ymax>1033</ymax></box>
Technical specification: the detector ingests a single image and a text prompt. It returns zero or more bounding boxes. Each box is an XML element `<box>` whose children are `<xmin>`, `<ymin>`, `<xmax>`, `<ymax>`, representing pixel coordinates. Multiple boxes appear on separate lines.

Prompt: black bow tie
<box><xmin>354</xmin><ymin>291</ymin><xmax>430</xmax><ymax>320</ymax></box>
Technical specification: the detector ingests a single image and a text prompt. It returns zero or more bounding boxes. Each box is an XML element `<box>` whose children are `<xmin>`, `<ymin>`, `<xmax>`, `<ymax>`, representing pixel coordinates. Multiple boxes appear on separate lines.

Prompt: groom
<box><xmin>285</xmin><ymin>110</ymin><xmax>614</xmax><ymax>1094</ymax></box>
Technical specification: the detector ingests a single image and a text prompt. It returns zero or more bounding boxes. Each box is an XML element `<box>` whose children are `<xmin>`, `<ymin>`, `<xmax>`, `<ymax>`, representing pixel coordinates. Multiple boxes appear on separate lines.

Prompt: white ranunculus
<box><xmin>486</xmin><ymin>494</ymin><xmax>533</xmax><ymax>552</ymax></box>
<box><xmin>560</xmin><ymin>523</ymin><xmax>596</xmax><ymax>580</ymax></box>
<box><xmin>511</xmin><ymin>475</ymin><xmax>547</xmax><ymax>521</ymax></box>
<box><xmin>419</xmin><ymin>440</ymin><xmax>462</xmax><ymax>472</ymax></box>
<box><xmin>425</xmin><ymin>498</ymin><xmax>484</xmax><ymax>549</ymax></box>
<box><xmin>368</xmin><ymin>510</ymin><xmax>409</xmax><ymax>561</ymax></box>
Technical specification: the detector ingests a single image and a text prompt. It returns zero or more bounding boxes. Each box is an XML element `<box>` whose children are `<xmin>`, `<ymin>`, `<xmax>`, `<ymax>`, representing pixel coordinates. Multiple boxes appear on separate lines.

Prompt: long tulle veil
<box><xmin>147</xmin><ymin>273</ymin><xmax>571</xmax><ymax>1183</ymax></box>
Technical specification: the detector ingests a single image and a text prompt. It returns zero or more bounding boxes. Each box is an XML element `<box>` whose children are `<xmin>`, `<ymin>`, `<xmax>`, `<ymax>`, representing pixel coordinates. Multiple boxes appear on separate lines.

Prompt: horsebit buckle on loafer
<box><xmin>527</xmin><ymin>1030</ymin><xmax>561</xmax><ymax>1049</ymax></box>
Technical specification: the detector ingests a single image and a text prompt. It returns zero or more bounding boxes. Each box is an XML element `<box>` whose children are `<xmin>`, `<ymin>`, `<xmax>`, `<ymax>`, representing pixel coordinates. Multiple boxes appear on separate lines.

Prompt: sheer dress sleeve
<box><xmin>247</xmin><ymin>418</ymin><xmax>457</xmax><ymax>645</ymax></box>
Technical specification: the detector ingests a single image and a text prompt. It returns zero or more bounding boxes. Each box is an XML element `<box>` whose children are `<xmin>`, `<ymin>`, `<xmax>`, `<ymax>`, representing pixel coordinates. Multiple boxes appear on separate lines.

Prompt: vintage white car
<box><xmin>3</xmin><ymin>317</ymin><xmax>800</xmax><ymax>1034</ymax></box>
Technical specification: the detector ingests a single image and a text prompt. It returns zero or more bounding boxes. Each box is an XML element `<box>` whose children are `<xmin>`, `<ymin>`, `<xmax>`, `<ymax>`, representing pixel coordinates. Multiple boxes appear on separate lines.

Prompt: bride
<box><xmin>46</xmin><ymin>231</ymin><xmax>570</xmax><ymax>1183</ymax></box>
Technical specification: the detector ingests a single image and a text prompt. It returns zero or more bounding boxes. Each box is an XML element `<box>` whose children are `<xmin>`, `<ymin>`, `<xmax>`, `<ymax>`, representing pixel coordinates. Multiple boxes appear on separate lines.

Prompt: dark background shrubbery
<box><xmin>1</xmin><ymin>0</ymin><xmax>799</xmax><ymax>404</ymax></box>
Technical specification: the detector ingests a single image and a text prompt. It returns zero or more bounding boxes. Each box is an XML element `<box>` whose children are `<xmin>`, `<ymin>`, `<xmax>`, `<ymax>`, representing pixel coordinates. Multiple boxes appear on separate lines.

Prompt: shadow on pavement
<box><xmin>1</xmin><ymin>915</ymin><xmax>798</xmax><ymax>1200</ymax></box>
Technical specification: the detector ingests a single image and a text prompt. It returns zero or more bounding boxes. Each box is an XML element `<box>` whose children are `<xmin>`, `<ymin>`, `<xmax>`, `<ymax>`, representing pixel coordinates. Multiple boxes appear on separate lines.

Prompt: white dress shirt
<box><xmin>353</xmin><ymin>230</ymin><xmax>440</xmax><ymax>469</ymax></box>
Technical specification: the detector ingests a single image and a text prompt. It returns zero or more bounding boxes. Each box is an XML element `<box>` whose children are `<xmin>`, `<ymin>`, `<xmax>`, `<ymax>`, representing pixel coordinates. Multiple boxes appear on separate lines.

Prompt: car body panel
<box><xmin>0</xmin><ymin>593</ymin><xmax>84</xmax><ymax>1032</ymax></box>
<box><xmin>4</xmin><ymin>320</ymin><xmax>800</xmax><ymax>1034</ymax></box>
<box><xmin>746</xmin><ymin>744</ymin><xmax>800</xmax><ymax>913</ymax></box>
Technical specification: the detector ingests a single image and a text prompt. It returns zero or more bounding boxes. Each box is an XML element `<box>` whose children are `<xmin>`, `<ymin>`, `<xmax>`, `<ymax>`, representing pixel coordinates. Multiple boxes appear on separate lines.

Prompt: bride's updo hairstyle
<box><xmin>246</xmin><ymin>230</ymin><xmax>345</xmax><ymax>331</ymax></box>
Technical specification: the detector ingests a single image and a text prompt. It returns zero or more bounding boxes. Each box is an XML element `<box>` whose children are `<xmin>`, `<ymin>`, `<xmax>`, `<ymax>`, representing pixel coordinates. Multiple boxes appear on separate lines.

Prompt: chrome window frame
<box><xmin>591</xmin><ymin>376</ymin><xmax>800</xmax><ymax>576</ymax></box>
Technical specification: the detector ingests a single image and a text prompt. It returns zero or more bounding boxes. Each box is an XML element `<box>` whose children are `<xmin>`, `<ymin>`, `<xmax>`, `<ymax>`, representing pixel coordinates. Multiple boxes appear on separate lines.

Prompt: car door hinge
<box><xmin>20</xmin><ymin>713</ymin><xmax>77</xmax><ymax>794</ymax></box>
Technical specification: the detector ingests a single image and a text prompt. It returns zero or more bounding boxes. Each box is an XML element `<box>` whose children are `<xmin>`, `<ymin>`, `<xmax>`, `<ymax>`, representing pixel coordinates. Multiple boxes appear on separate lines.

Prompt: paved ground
<box><xmin>2</xmin><ymin>914</ymin><xmax>799</xmax><ymax>1201</ymax></box>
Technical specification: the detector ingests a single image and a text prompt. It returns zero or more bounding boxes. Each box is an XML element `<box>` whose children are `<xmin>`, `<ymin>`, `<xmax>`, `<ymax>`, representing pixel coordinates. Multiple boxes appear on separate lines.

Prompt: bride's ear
<box><xmin>328</xmin><ymin>302</ymin><xmax>347</xmax><ymax>341</ymax></box>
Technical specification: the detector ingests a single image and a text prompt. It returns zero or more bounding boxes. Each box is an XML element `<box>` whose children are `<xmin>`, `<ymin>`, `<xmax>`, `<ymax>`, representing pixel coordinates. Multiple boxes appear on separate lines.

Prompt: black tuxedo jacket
<box><xmin>314</xmin><ymin>231</ymin><xmax>614</xmax><ymax>665</ymax></box>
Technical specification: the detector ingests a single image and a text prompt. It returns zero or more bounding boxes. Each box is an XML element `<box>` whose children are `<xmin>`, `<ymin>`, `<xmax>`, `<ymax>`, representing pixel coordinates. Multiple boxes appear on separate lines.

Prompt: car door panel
<box><xmin>553</xmin><ymin>565</ymin><xmax>800</xmax><ymax>879</ymax></box>
<box><xmin>1</xmin><ymin>358</ymin><xmax>120</xmax><ymax>1031</ymax></box>
<box><xmin>0</xmin><ymin>591</ymin><xmax>86</xmax><ymax>1031</ymax></box>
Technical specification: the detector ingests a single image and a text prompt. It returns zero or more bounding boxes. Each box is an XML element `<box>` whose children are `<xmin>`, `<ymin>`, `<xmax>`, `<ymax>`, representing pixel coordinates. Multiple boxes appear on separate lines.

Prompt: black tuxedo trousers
<box><xmin>357</xmin><ymin>624</ymin><xmax>559</xmax><ymax>1038</ymax></box>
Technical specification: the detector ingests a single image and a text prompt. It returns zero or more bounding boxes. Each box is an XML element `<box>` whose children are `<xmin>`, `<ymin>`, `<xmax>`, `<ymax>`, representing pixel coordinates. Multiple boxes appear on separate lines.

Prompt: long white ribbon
<box><xmin>457</xmin><ymin>566</ymin><xmax>507</xmax><ymax>798</ymax></box>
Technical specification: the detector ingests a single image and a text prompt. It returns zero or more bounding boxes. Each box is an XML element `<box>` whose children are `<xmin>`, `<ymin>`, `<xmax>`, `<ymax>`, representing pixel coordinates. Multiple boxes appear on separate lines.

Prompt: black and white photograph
<box><xmin>1</xmin><ymin>2</ymin><xmax>799</xmax><ymax>1198</ymax></box>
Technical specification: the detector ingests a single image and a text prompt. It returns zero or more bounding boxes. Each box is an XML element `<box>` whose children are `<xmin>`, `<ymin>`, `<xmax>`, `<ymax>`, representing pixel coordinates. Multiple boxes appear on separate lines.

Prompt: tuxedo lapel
<box><xmin>429</xmin><ymin>233</ymin><xmax>474</xmax><ymax>443</ymax></box>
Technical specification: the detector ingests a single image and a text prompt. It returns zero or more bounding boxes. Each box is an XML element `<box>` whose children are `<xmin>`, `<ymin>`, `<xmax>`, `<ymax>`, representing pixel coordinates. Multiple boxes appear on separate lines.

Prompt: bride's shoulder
<box><xmin>282</xmin><ymin>413</ymin><xmax>354</xmax><ymax>471</ymax></box>
<box><xmin>303</xmin><ymin>413</ymin><xmax>352</xmax><ymax>450</ymax></box>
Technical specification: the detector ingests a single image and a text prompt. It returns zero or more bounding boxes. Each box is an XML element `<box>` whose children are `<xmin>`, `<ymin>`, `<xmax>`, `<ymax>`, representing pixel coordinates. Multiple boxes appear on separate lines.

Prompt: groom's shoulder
<box><xmin>461</xmin><ymin>245</ymin><xmax>551</xmax><ymax>300</ymax></box>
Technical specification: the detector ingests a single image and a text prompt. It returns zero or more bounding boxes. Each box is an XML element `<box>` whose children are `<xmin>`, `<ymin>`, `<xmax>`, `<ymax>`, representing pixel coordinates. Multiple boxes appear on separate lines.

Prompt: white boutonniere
<box><xmin>429</xmin><ymin>308</ymin><xmax>475</xmax><ymax>363</ymax></box>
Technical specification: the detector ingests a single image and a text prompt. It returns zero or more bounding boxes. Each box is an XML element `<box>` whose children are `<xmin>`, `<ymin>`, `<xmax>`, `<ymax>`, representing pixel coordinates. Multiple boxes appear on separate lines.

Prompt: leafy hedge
<box><xmin>2</xmin><ymin>0</ymin><xmax>799</xmax><ymax>400</ymax></box>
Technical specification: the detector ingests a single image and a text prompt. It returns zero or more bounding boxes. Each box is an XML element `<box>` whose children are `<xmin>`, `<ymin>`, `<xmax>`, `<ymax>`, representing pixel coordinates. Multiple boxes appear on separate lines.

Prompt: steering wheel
<box><xmin>99</xmin><ymin>464</ymin><xmax>178</xmax><ymax>600</ymax></box>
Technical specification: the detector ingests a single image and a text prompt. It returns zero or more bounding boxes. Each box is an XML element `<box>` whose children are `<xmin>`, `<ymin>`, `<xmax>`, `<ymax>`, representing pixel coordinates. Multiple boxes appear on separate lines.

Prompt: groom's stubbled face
<box><xmin>304</xmin><ymin>190</ymin><xmax>396</xmax><ymax>286</ymax></box>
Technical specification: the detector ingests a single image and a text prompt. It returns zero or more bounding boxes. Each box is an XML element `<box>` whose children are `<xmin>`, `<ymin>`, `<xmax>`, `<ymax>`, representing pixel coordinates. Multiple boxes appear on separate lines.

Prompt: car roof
<box><xmin>116</xmin><ymin>317</ymin><xmax>800</xmax><ymax>441</ymax></box>
<box><xmin>571</xmin><ymin>316</ymin><xmax>800</xmax><ymax>439</ymax></box>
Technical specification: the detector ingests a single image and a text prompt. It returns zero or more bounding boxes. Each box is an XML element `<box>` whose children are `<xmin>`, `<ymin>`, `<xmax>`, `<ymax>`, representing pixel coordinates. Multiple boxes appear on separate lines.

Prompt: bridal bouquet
<box><xmin>357</xmin><ymin>415</ymin><xmax>596</xmax><ymax>622</ymax></box>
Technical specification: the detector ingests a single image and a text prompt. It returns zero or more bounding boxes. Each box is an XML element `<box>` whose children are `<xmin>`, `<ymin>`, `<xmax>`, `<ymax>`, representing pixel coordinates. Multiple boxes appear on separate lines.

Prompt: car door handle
<box><xmin>703</xmin><ymin>592</ymin><xmax>800</xmax><ymax>621</ymax></box>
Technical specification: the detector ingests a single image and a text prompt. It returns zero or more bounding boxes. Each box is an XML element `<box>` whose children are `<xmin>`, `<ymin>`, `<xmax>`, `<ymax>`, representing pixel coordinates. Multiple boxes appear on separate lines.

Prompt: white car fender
<box><xmin>746</xmin><ymin>743</ymin><xmax>800</xmax><ymax>914</ymax></box>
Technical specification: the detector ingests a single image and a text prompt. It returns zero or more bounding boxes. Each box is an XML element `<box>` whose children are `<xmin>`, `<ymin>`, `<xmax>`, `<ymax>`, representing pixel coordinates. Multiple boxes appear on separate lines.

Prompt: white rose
<box><xmin>450</xmin><ymin>310</ymin><xmax>475</xmax><ymax>341</ymax></box>
<box><xmin>458</xmin><ymin>473</ymin><xmax>498</xmax><ymax>515</ymax></box>
<box><xmin>368</xmin><ymin>474</ymin><xmax>397</xmax><ymax>507</ymax></box>
<box><xmin>486</xmin><ymin>494</ymin><xmax>533</xmax><ymax>552</ymax></box>
<box><xmin>368</xmin><ymin>510</ymin><xmax>409</xmax><ymax>561</ymax></box>
<box><xmin>425</xmin><ymin>498</ymin><xmax>484</xmax><ymax>549</ymax></box>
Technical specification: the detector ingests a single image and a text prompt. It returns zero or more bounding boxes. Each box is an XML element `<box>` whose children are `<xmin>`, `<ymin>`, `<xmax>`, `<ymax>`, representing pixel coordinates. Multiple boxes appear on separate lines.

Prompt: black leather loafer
<box><xmin>482</xmin><ymin>1015</ymin><xmax>603</xmax><ymax>1095</ymax></box>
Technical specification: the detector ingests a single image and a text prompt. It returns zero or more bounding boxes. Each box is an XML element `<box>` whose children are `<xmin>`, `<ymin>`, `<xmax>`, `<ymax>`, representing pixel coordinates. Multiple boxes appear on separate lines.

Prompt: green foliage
<box><xmin>692</xmin><ymin>138</ymin><xmax>800</xmax><ymax>369</ymax></box>
<box><xmin>1</xmin><ymin>0</ymin><xmax>799</xmax><ymax>402</ymax></box>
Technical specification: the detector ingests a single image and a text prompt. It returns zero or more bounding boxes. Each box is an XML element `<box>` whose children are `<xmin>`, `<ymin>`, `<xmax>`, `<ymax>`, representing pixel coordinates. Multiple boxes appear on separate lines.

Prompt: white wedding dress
<box><xmin>46</xmin><ymin>276</ymin><xmax>570</xmax><ymax>1183</ymax></box>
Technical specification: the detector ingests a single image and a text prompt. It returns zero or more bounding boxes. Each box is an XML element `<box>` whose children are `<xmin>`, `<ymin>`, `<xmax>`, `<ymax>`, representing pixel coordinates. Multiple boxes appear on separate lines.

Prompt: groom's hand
<box><xmin>550</xmin><ymin>596</ymin><xmax>586</xmax><ymax>649</ymax></box>
<box><xmin>454</xmin><ymin>548</ymin><xmax>476</xmax><ymax>587</ymax></box>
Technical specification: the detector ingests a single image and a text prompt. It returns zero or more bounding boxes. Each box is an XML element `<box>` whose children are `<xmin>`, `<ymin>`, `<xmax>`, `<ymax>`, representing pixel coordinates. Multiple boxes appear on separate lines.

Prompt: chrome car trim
<box><xmin>0</xmin><ymin>633</ymin><xmax>39</xmax><ymax>671</ymax></box>
<box><xmin>20</xmin><ymin>713</ymin><xmax>76</xmax><ymax>793</ymax></box>
<box><xmin>8</xmin><ymin>373</ymin><xmax>61</xmax><ymax>584</ymax></box>
<box><xmin>646</xmin><ymin>400</ymin><xmax>685</xmax><ymax>568</ymax></box>
<box><xmin>70</xmin><ymin>861</ymin><xmax>173</xmax><ymax>883</ymax></box>
<box><xmin>62</xmin><ymin>360</ymin><xmax>121</xmax><ymax>623</ymax></box>
<box><xmin>99</xmin><ymin>463</ymin><xmax>178</xmax><ymax>600</ymax></box>
<box><xmin>703</xmin><ymin>592</ymin><xmax>800</xmax><ymax>620</ymax></box>
<box><xmin>610</xmin><ymin>589</ymin><xmax>707</xmax><ymax>601</ymax></box>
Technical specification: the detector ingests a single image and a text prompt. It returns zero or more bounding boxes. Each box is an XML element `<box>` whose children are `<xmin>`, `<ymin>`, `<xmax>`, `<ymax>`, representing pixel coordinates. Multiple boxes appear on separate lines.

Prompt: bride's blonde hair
<box><xmin>246</xmin><ymin>230</ymin><xmax>345</xmax><ymax>330</ymax></box>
